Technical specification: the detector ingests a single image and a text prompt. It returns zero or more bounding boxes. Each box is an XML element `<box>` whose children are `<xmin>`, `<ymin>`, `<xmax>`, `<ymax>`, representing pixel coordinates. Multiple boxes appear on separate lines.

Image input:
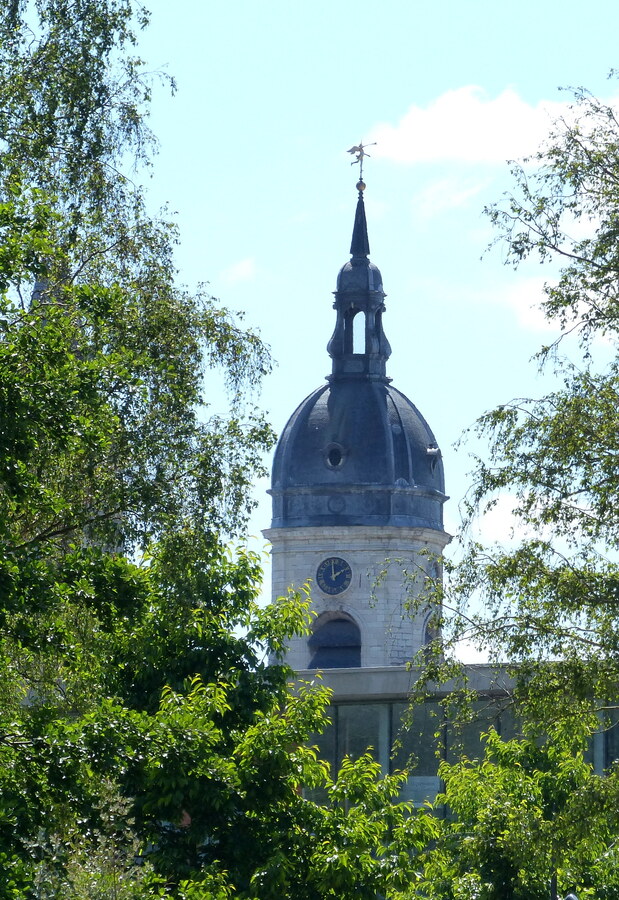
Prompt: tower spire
<box><xmin>327</xmin><ymin>161</ymin><xmax>391</xmax><ymax>380</ymax></box>
<box><xmin>345</xmin><ymin>141</ymin><xmax>376</xmax><ymax>257</ymax></box>
<box><xmin>350</xmin><ymin>181</ymin><xmax>370</xmax><ymax>258</ymax></box>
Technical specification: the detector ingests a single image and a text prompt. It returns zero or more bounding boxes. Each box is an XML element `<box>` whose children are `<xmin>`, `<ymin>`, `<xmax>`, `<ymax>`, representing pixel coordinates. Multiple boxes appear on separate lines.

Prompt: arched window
<box><xmin>352</xmin><ymin>310</ymin><xmax>366</xmax><ymax>354</ymax></box>
<box><xmin>423</xmin><ymin>613</ymin><xmax>439</xmax><ymax>646</ymax></box>
<box><xmin>308</xmin><ymin>614</ymin><xmax>361</xmax><ymax>669</ymax></box>
<box><xmin>343</xmin><ymin>307</ymin><xmax>366</xmax><ymax>355</ymax></box>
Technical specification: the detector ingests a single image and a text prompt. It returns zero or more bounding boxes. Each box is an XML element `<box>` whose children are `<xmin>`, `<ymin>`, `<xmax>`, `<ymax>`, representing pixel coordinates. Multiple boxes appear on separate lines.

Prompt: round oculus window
<box><xmin>325</xmin><ymin>442</ymin><xmax>347</xmax><ymax>469</ymax></box>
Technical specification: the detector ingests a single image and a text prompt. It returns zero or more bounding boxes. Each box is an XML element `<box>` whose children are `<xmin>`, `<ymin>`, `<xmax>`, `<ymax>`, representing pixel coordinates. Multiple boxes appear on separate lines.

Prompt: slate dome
<box><xmin>336</xmin><ymin>257</ymin><xmax>383</xmax><ymax>293</ymax></box>
<box><xmin>269</xmin><ymin>183</ymin><xmax>447</xmax><ymax>531</ymax></box>
<box><xmin>270</xmin><ymin>379</ymin><xmax>446</xmax><ymax>529</ymax></box>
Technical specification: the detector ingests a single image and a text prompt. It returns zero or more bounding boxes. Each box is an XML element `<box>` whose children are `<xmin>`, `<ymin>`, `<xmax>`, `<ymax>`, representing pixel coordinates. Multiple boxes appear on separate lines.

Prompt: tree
<box><xmin>0</xmin><ymin>4</ymin><xmax>436</xmax><ymax>897</ymax></box>
<box><xmin>0</xmin><ymin>0</ymin><xmax>274</xmax><ymax>551</ymax></box>
<box><xmin>407</xmin><ymin>80</ymin><xmax>619</xmax><ymax>898</ymax></box>
<box><xmin>414</xmin><ymin>729</ymin><xmax>619</xmax><ymax>900</ymax></box>
<box><xmin>0</xmin><ymin>0</ymin><xmax>282</xmax><ymax>891</ymax></box>
<box><xmin>411</xmin><ymin>79</ymin><xmax>619</xmax><ymax>729</ymax></box>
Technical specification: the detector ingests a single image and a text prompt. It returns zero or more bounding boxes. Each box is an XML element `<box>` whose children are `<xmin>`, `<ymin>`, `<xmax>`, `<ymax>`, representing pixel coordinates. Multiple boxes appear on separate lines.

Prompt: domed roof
<box><xmin>269</xmin><ymin>181</ymin><xmax>447</xmax><ymax>531</ymax></box>
<box><xmin>336</xmin><ymin>258</ymin><xmax>383</xmax><ymax>293</ymax></box>
<box><xmin>270</xmin><ymin>379</ymin><xmax>445</xmax><ymax>529</ymax></box>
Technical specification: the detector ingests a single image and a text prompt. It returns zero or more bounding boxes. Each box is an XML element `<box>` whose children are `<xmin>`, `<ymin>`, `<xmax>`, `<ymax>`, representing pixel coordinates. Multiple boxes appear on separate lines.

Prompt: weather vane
<box><xmin>346</xmin><ymin>141</ymin><xmax>376</xmax><ymax>183</ymax></box>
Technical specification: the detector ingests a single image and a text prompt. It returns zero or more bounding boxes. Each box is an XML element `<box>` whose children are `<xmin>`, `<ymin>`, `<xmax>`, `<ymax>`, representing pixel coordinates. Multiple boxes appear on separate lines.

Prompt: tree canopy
<box><xmin>418</xmin><ymin>730</ymin><xmax>619</xmax><ymax>900</ymax></box>
<box><xmin>441</xmin><ymin>82</ymin><xmax>619</xmax><ymax>726</ymax></box>
<box><xmin>0</xmin><ymin>0</ymin><xmax>275</xmax><ymax>552</ymax></box>
<box><xmin>0</xmin><ymin>3</ymin><xmax>441</xmax><ymax>897</ymax></box>
<box><xmin>406</xmin><ymin>80</ymin><xmax>619</xmax><ymax>900</ymax></box>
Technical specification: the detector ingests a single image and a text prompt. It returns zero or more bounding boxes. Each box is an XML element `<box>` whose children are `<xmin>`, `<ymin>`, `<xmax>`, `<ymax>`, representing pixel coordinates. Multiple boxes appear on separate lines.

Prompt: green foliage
<box><xmin>26</xmin><ymin>780</ymin><xmax>162</xmax><ymax>899</ymax></box>
<box><xmin>417</xmin><ymin>730</ymin><xmax>619</xmax><ymax>900</ymax></box>
<box><xmin>388</xmin><ymin>79</ymin><xmax>619</xmax><ymax>898</ymax></box>
<box><xmin>0</xmin><ymin>3</ymin><xmax>438</xmax><ymax>898</ymax></box>
<box><xmin>486</xmin><ymin>80</ymin><xmax>619</xmax><ymax>345</ymax></box>
<box><xmin>417</xmin><ymin>79</ymin><xmax>619</xmax><ymax>728</ymax></box>
<box><xmin>0</xmin><ymin>0</ymin><xmax>274</xmax><ymax>552</ymax></box>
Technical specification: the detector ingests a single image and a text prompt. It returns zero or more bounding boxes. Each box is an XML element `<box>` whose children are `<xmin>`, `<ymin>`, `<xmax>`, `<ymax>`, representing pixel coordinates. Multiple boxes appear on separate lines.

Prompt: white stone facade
<box><xmin>263</xmin><ymin>524</ymin><xmax>450</xmax><ymax>670</ymax></box>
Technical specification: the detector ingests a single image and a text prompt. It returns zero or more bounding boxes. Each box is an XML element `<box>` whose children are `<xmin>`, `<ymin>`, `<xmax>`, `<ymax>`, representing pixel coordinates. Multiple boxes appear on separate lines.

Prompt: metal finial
<box><xmin>346</xmin><ymin>141</ymin><xmax>376</xmax><ymax>182</ymax></box>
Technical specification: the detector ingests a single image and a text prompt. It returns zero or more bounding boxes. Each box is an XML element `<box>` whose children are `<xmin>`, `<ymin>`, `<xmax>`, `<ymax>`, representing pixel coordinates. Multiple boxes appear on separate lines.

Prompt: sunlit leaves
<box><xmin>417</xmin><ymin>731</ymin><xmax>619</xmax><ymax>900</ymax></box>
<box><xmin>436</xmin><ymin>81</ymin><xmax>619</xmax><ymax>724</ymax></box>
<box><xmin>410</xmin><ymin>80</ymin><xmax>619</xmax><ymax>897</ymax></box>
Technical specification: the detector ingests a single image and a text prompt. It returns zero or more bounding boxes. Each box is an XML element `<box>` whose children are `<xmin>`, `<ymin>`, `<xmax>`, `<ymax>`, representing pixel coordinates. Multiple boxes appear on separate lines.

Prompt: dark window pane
<box><xmin>446</xmin><ymin>700</ymin><xmax>504</xmax><ymax>764</ymax></box>
<box><xmin>337</xmin><ymin>703</ymin><xmax>384</xmax><ymax>764</ymax></box>
<box><xmin>604</xmin><ymin>709</ymin><xmax>619</xmax><ymax>769</ymax></box>
<box><xmin>497</xmin><ymin>703</ymin><xmax>522</xmax><ymax>741</ymax></box>
<box><xmin>309</xmin><ymin>616</ymin><xmax>361</xmax><ymax>669</ymax></box>
<box><xmin>305</xmin><ymin>706</ymin><xmax>337</xmax><ymax>804</ymax></box>
<box><xmin>391</xmin><ymin>702</ymin><xmax>443</xmax><ymax>776</ymax></box>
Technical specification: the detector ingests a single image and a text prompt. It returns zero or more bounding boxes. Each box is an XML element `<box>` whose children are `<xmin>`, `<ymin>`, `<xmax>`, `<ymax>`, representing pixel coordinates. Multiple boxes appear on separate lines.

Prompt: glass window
<box><xmin>308</xmin><ymin>616</ymin><xmax>361</xmax><ymax>669</ymax></box>
<box><xmin>311</xmin><ymin>706</ymin><xmax>336</xmax><ymax>771</ymax></box>
<box><xmin>446</xmin><ymin>699</ymin><xmax>504</xmax><ymax>764</ymax></box>
<box><xmin>496</xmin><ymin>702</ymin><xmax>522</xmax><ymax>742</ymax></box>
<box><xmin>305</xmin><ymin>707</ymin><xmax>337</xmax><ymax>804</ymax></box>
<box><xmin>604</xmin><ymin>708</ymin><xmax>619</xmax><ymax>770</ymax></box>
<box><xmin>337</xmin><ymin>703</ymin><xmax>389</xmax><ymax>770</ymax></box>
<box><xmin>391</xmin><ymin>702</ymin><xmax>443</xmax><ymax>776</ymax></box>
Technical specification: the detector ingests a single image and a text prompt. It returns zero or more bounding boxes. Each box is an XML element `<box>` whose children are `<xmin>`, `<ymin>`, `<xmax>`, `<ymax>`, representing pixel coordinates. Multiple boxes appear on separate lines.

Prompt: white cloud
<box><xmin>498</xmin><ymin>277</ymin><xmax>558</xmax><ymax>333</ymax></box>
<box><xmin>425</xmin><ymin>276</ymin><xmax>558</xmax><ymax>334</ymax></box>
<box><xmin>413</xmin><ymin>175</ymin><xmax>490</xmax><ymax>218</ymax></box>
<box><xmin>443</xmin><ymin>495</ymin><xmax>532</xmax><ymax>557</ymax></box>
<box><xmin>220</xmin><ymin>257</ymin><xmax>256</xmax><ymax>285</ymax></box>
<box><xmin>494</xmin><ymin>277</ymin><xmax>613</xmax><ymax>346</ymax></box>
<box><xmin>369</xmin><ymin>86</ymin><xmax>569</xmax><ymax>164</ymax></box>
<box><xmin>473</xmin><ymin>493</ymin><xmax>530</xmax><ymax>545</ymax></box>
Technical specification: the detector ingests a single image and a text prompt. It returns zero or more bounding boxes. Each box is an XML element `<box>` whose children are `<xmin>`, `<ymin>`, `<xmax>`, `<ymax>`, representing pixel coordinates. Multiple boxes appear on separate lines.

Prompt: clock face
<box><xmin>316</xmin><ymin>556</ymin><xmax>352</xmax><ymax>595</ymax></box>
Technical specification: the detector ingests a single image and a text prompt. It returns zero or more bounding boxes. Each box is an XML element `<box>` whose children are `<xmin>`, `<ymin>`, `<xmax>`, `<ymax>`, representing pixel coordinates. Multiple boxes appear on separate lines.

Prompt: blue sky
<box><xmin>137</xmin><ymin>0</ymin><xmax>619</xmax><ymax>555</ymax></box>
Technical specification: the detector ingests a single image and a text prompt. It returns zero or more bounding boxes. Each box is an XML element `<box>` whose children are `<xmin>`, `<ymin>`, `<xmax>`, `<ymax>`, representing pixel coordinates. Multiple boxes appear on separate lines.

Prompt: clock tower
<box><xmin>264</xmin><ymin>178</ymin><xmax>449</xmax><ymax>678</ymax></box>
<box><xmin>263</xmin><ymin>175</ymin><xmax>614</xmax><ymax>796</ymax></box>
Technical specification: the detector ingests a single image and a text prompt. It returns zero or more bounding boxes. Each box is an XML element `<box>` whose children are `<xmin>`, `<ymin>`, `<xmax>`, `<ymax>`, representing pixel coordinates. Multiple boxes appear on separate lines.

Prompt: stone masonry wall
<box><xmin>263</xmin><ymin>524</ymin><xmax>450</xmax><ymax>670</ymax></box>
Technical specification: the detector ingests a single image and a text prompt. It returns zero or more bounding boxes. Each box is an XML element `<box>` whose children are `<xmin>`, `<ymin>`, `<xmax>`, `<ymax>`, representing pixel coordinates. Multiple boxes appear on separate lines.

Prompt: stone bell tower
<box><xmin>264</xmin><ymin>168</ymin><xmax>619</xmax><ymax>802</ymax></box>
<box><xmin>264</xmin><ymin>173</ymin><xmax>450</xmax><ymax>679</ymax></box>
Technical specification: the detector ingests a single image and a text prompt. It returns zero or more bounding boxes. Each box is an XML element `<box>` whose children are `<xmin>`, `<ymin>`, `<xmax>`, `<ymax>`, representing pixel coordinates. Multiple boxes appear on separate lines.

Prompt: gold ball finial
<box><xmin>356</xmin><ymin>180</ymin><xmax>366</xmax><ymax>192</ymax></box>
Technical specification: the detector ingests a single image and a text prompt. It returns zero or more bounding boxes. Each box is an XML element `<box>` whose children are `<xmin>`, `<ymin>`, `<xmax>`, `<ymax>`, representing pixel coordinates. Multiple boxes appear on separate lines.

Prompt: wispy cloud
<box><xmin>473</xmin><ymin>492</ymin><xmax>531</xmax><ymax>545</ymax></box>
<box><xmin>493</xmin><ymin>277</ymin><xmax>612</xmax><ymax>345</ymax></box>
<box><xmin>497</xmin><ymin>277</ymin><xmax>558</xmax><ymax>333</ymax></box>
<box><xmin>369</xmin><ymin>87</ymin><xmax>570</xmax><ymax>164</ymax></box>
<box><xmin>220</xmin><ymin>257</ymin><xmax>257</xmax><ymax>285</ymax></box>
<box><xmin>414</xmin><ymin>176</ymin><xmax>490</xmax><ymax>218</ymax></box>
